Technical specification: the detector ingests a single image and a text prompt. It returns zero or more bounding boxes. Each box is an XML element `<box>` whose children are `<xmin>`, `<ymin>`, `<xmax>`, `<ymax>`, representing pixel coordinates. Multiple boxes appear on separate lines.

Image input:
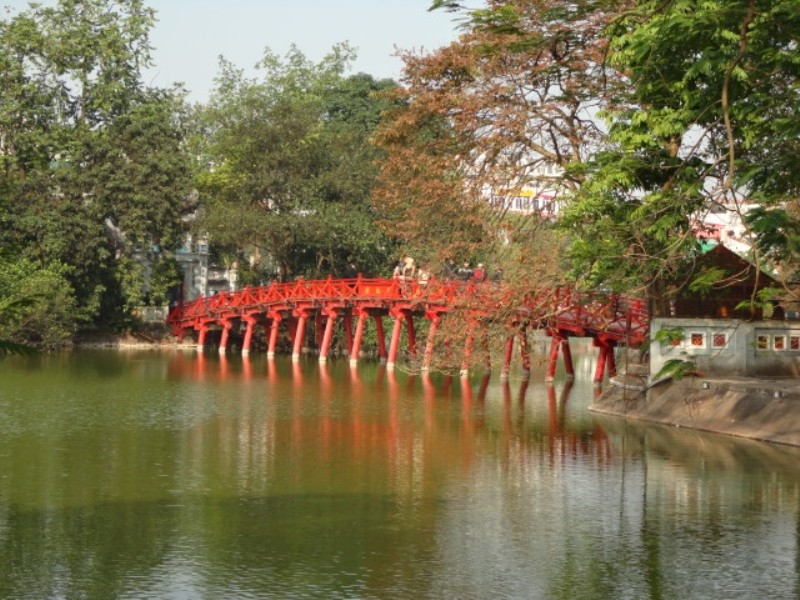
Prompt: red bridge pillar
<box><xmin>242</xmin><ymin>314</ymin><xmax>258</xmax><ymax>355</ymax></box>
<box><xmin>267</xmin><ymin>311</ymin><xmax>282</xmax><ymax>357</ymax></box>
<box><xmin>350</xmin><ymin>309</ymin><xmax>369</xmax><ymax>366</ymax></box>
<box><xmin>422</xmin><ymin>312</ymin><xmax>441</xmax><ymax>371</ymax></box>
<box><xmin>292</xmin><ymin>309</ymin><xmax>309</xmax><ymax>361</ymax></box>
<box><xmin>386</xmin><ymin>311</ymin><xmax>405</xmax><ymax>369</ymax></box>
<box><xmin>319</xmin><ymin>308</ymin><xmax>338</xmax><ymax>363</ymax></box>
<box><xmin>460</xmin><ymin>320</ymin><xmax>475</xmax><ymax>377</ymax></box>
<box><xmin>197</xmin><ymin>323</ymin><xmax>210</xmax><ymax>351</ymax></box>
<box><xmin>218</xmin><ymin>319</ymin><xmax>233</xmax><ymax>355</ymax></box>
<box><xmin>593</xmin><ymin>338</ymin><xmax>617</xmax><ymax>385</ymax></box>
<box><xmin>545</xmin><ymin>332</ymin><xmax>575</xmax><ymax>382</ymax></box>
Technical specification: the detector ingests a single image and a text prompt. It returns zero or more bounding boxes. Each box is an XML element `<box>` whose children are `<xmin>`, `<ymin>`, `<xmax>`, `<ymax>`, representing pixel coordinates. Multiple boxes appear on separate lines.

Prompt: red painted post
<box><xmin>267</xmin><ymin>312</ymin><xmax>282</xmax><ymax>357</ymax></box>
<box><xmin>594</xmin><ymin>342</ymin><xmax>608</xmax><ymax>384</ymax></box>
<box><xmin>546</xmin><ymin>333</ymin><xmax>560</xmax><ymax>381</ymax></box>
<box><xmin>197</xmin><ymin>324</ymin><xmax>209</xmax><ymax>350</ymax></box>
<box><xmin>461</xmin><ymin>333</ymin><xmax>474</xmax><ymax>377</ymax></box>
<box><xmin>606</xmin><ymin>341</ymin><xmax>617</xmax><ymax>377</ymax></box>
<box><xmin>242</xmin><ymin>316</ymin><xmax>257</xmax><ymax>355</ymax></box>
<box><xmin>461</xmin><ymin>321</ymin><xmax>475</xmax><ymax>377</ymax></box>
<box><xmin>350</xmin><ymin>311</ymin><xmax>368</xmax><ymax>365</ymax></box>
<box><xmin>319</xmin><ymin>309</ymin><xmax>337</xmax><ymax>363</ymax></box>
<box><xmin>374</xmin><ymin>315</ymin><xmax>387</xmax><ymax>362</ymax></box>
<box><xmin>422</xmin><ymin>315</ymin><xmax>440</xmax><ymax>371</ymax></box>
<box><xmin>501</xmin><ymin>335</ymin><xmax>514</xmax><ymax>379</ymax></box>
<box><xmin>218</xmin><ymin>320</ymin><xmax>232</xmax><ymax>355</ymax></box>
<box><xmin>292</xmin><ymin>311</ymin><xmax>308</xmax><ymax>361</ymax></box>
<box><xmin>561</xmin><ymin>336</ymin><xmax>575</xmax><ymax>379</ymax></box>
<box><xmin>387</xmin><ymin>314</ymin><xmax>404</xmax><ymax>368</ymax></box>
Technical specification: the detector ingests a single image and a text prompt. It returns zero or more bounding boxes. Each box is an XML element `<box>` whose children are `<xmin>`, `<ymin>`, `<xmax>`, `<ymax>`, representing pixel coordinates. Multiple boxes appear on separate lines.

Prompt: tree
<box><xmin>0</xmin><ymin>0</ymin><xmax>195</xmax><ymax>334</ymax></box>
<box><xmin>377</xmin><ymin>0</ymin><xmax>800</xmax><ymax>315</ymax></box>
<box><xmin>373</xmin><ymin>0</ymin><xmax>624</xmax><ymax>276</ymax></box>
<box><xmin>0</xmin><ymin>255</ymin><xmax>78</xmax><ymax>351</ymax></box>
<box><xmin>560</xmin><ymin>0</ymin><xmax>800</xmax><ymax>307</ymax></box>
<box><xmin>197</xmin><ymin>44</ymin><xmax>399</xmax><ymax>281</ymax></box>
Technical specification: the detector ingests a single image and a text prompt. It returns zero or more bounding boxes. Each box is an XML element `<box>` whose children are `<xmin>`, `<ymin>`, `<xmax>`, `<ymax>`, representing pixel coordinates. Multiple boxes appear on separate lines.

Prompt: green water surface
<box><xmin>1</xmin><ymin>349</ymin><xmax>799</xmax><ymax>599</ymax></box>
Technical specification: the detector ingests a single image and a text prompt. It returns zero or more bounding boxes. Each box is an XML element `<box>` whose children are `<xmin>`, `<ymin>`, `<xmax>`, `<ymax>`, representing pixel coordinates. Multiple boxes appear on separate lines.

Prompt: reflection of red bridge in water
<box><xmin>171</xmin><ymin>353</ymin><xmax>612</xmax><ymax>463</ymax></box>
<box><xmin>168</xmin><ymin>277</ymin><xmax>649</xmax><ymax>383</ymax></box>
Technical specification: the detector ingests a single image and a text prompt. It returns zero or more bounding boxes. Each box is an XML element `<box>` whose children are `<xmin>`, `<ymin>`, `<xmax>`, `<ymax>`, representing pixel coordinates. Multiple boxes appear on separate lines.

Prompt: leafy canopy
<box><xmin>0</xmin><ymin>0</ymin><xmax>196</xmax><ymax>341</ymax></box>
<box><xmin>197</xmin><ymin>44</ymin><xmax>400</xmax><ymax>280</ymax></box>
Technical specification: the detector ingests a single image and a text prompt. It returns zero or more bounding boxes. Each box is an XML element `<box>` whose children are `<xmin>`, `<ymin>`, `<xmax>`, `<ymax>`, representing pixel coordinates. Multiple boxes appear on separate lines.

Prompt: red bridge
<box><xmin>167</xmin><ymin>277</ymin><xmax>649</xmax><ymax>383</ymax></box>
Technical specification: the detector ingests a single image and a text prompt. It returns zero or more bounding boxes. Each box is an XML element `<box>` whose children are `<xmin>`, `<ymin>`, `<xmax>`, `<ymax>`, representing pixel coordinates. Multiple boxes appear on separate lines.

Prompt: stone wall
<box><xmin>591</xmin><ymin>376</ymin><xmax>800</xmax><ymax>447</ymax></box>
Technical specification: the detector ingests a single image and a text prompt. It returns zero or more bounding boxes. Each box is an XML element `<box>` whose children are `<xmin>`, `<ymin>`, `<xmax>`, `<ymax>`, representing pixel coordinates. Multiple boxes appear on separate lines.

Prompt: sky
<box><xmin>3</xmin><ymin>0</ymin><xmax>464</xmax><ymax>103</ymax></box>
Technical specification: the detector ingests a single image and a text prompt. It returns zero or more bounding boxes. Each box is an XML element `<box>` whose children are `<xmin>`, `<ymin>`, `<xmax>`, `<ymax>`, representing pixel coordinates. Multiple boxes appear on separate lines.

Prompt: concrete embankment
<box><xmin>590</xmin><ymin>373</ymin><xmax>800</xmax><ymax>447</ymax></box>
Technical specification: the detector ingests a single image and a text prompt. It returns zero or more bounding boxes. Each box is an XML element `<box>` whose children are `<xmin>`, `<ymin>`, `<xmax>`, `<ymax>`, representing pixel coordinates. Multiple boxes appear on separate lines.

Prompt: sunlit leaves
<box><xmin>0</xmin><ymin>0</ymin><xmax>194</xmax><ymax>335</ymax></box>
<box><xmin>377</xmin><ymin>0</ymin><xmax>622</xmax><ymax>272</ymax></box>
<box><xmin>199</xmin><ymin>46</ymin><xmax>399</xmax><ymax>279</ymax></box>
<box><xmin>0</xmin><ymin>255</ymin><xmax>78</xmax><ymax>351</ymax></box>
<box><xmin>561</xmin><ymin>0</ymin><xmax>800</xmax><ymax>300</ymax></box>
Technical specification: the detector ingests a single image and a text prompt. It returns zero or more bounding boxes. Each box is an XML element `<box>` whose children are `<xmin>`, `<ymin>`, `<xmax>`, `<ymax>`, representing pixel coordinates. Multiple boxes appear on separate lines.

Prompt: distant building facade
<box><xmin>174</xmin><ymin>234</ymin><xmax>237</xmax><ymax>302</ymax></box>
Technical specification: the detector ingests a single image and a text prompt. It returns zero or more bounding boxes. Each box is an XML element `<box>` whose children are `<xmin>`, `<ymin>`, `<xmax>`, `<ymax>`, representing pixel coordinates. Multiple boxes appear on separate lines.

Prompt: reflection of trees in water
<box><xmin>5</xmin><ymin>354</ymin><xmax>800</xmax><ymax>598</ymax></box>
<box><xmin>600</xmin><ymin>416</ymin><xmax>800</xmax><ymax>599</ymax></box>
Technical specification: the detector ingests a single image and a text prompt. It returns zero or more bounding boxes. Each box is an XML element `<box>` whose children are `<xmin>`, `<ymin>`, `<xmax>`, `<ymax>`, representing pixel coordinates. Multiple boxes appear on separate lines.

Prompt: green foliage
<box><xmin>0</xmin><ymin>0</ymin><xmax>194</xmax><ymax>341</ymax></box>
<box><xmin>734</xmin><ymin>285</ymin><xmax>783</xmax><ymax>315</ymax></box>
<box><xmin>745</xmin><ymin>206</ymin><xmax>800</xmax><ymax>263</ymax></box>
<box><xmin>0</xmin><ymin>338</ymin><xmax>37</xmax><ymax>357</ymax></box>
<box><xmin>429</xmin><ymin>0</ymin><xmax>462</xmax><ymax>10</ymax></box>
<box><xmin>197</xmin><ymin>45</ymin><xmax>399</xmax><ymax>280</ymax></box>
<box><xmin>654</xmin><ymin>358</ymin><xmax>698</xmax><ymax>381</ymax></box>
<box><xmin>0</xmin><ymin>256</ymin><xmax>79</xmax><ymax>351</ymax></box>
<box><xmin>652</xmin><ymin>327</ymin><xmax>700</xmax><ymax>381</ymax></box>
<box><xmin>559</xmin><ymin>0</ymin><xmax>800</xmax><ymax>296</ymax></box>
<box><xmin>688</xmin><ymin>268</ymin><xmax>727</xmax><ymax>295</ymax></box>
<box><xmin>148</xmin><ymin>257</ymin><xmax>184</xmax><ymax>306</ymax></box>
<box><xmin>654</xmin><ymin>327</ymin><xmax>685</xmax><ymax>347</ymax></box>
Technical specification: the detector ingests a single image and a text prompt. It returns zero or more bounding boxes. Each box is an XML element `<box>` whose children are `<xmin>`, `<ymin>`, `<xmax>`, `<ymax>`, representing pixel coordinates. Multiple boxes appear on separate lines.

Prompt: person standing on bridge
<box><xmin>417</xmin><ymin>263</ymin><xmax>431</xmax><ymax>288</ymax></box>
<box><xmin>392</xmin><ymin>259</ymin><xmax>404</xmax><ymax>280</ymax></box>
<box><xmin>472</xmin><ymin>263</ymin><xmax>487</xmax><ymax>283</ymax></box>
<box><xmin>402</xmin><ymin>257</ymin><xmax>416</xmax><ymax>280</ymax></box>
<box><xmin>443</xmin><ymin>259</ymin><xmax>458</xmax><ymax>280</ymax></box>
<box><xmin>458</xmin><ymin>261</ymin><xmax>472</xmax><ymax>281</ymax></box>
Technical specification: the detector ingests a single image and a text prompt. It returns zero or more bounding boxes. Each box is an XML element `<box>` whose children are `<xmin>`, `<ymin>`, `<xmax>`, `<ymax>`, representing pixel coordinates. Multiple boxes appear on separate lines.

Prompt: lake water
<box><xmin>1</xmin><ymin>348</ymin><xmax>800</xmax><ymax>599</ymax></box>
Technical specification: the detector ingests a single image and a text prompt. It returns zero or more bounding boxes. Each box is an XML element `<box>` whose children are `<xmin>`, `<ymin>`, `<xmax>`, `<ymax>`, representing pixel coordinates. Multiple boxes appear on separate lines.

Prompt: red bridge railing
<box><xmin>167</xmin><ymin>276</ymin><xmax>649</xmax><ymax>381</ymax></box>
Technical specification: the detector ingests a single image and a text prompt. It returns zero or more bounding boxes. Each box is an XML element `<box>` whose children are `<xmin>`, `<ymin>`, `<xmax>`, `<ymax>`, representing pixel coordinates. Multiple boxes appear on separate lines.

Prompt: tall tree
<box><xmin>0</xmin><ymin>254</ymin><xmax>77</xmax><ymax>351</ymax></box>
<box><xmin>561</xmin><ymin>0</ymin><xmax>800</xmax><ymax>308</ymax></box>
<box><xmin>378</xmin><ymin>0</ymin><xmax>800</xmax><ymax>313</ymax></box>
<box><xmin>0</xmin><ymin>0</ymin><xmax>195</xmax><ymax>337</ymax></box>
<box><xmin>197</xmin><ymin>44</ymin><xmax>399</xmax><ymax>281</ymax></box>
<box><xmin>373</xmin><ymin>0</ymin><xmax>625</xmax><ymax>277</ymax></box>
